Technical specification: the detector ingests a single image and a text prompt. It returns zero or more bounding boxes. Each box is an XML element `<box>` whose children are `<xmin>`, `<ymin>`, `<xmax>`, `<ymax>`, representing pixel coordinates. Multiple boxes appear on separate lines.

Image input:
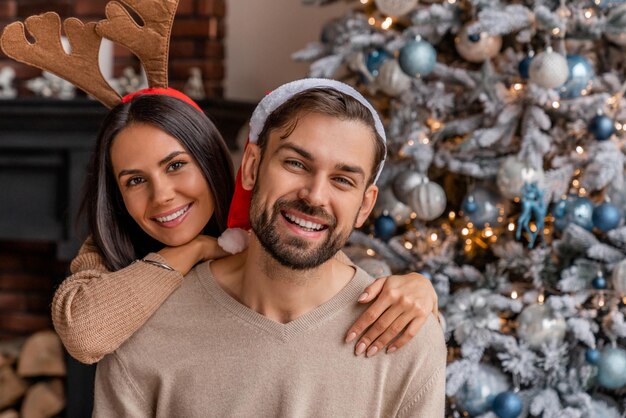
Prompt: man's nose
<box><xmin>297</xmin><ymin>175</ymin><xmax>330</xmax><ymax>208</ymax></box>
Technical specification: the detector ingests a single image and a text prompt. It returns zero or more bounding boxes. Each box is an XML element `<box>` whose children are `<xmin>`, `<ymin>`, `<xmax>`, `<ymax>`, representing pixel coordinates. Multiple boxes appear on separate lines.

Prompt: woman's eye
<box><xmin>127</xmin><ymin>177</ymin><xmax>145</xmax><ymax>187</ymax></box>
<box><xmin>167</xmin><ymin>161</ymin><xmax>187</xmax><ymax>172</ymax></box>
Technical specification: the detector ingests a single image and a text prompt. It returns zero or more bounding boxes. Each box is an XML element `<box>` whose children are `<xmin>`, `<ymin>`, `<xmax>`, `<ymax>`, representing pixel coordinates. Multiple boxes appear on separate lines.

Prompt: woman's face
<box><xmin>110</xmin><ymin>122</ymin><xmax>215</xmax><ymax>247</ymax></box>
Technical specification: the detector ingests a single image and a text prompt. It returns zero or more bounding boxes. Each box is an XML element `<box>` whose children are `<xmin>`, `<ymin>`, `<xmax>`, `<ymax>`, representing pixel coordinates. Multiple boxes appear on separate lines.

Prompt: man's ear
<box><xmin>240</xmin><ymin>143</ymin><xmax>261</xmax><ymax>191</ymax></box>
<box><xmin>354</xmin><ymin>184</ymin><xmax>378</xmax><ymax>228</ymax></box>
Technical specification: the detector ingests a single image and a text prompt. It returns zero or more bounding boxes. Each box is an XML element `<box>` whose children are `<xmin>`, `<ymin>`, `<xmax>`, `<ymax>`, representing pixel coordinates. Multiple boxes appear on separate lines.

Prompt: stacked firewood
<box><xmin>0</xmin><ymin>330</ymin><xmax>65</xmax><ymax>418</ymax></box>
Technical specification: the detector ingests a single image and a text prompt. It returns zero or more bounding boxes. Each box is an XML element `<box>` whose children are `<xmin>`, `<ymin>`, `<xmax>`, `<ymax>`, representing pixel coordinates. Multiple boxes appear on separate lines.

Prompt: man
<box><xmin>94</xmin><ymin>79</ymin><xmax>446</xmax><ymax>417</ymax></box>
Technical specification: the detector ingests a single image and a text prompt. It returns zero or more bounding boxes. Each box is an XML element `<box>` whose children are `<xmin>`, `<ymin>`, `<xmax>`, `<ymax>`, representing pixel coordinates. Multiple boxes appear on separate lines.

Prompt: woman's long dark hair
<box><xmin>80</xmin><ymin>94</ymin><xmax>235</xmax><ymax>271</ymax></box>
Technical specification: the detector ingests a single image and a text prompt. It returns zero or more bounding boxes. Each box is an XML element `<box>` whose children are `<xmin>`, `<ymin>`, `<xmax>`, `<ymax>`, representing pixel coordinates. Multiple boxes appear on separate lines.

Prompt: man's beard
<box><xmin>249</xmin><ymin>191</ymin><xmax>352</xmax><ymax>270</ymax></box>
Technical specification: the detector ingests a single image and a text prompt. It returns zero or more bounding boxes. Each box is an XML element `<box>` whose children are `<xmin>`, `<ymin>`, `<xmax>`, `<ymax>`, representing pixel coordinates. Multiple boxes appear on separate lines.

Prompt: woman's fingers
<box><xmin>386</xmin><ymin>317</ymin><xmax>427</xmax><ymax>353</ymax></box>
<box><xmin>356</xmin><ymin>277</ymin><xmax>387</xmax><ymax>303</ymax></box>
<box><xmin>352</xmin><ymin>305</ymin><xmax>404</xmax><ymax>356</ymax></box>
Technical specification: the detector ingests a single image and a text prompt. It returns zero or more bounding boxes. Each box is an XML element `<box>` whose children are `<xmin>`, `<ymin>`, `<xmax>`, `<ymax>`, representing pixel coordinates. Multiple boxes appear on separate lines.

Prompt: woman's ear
<box><xmin>240</xmin><ymin>143</ymin><xmax>261</xmax><ymax>191</ymax></box>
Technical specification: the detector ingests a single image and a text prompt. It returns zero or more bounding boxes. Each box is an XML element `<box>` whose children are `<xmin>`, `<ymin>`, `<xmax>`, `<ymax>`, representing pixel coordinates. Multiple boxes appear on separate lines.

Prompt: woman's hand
<box><xmin>158</xmin><ymin>235</ymin><xmax>230</xmax><ymax>276</ymax></box>
<box><xmin>346</xmin><ymin>273</ymin><xmax>438</xmax><ymax>357</ymax></box>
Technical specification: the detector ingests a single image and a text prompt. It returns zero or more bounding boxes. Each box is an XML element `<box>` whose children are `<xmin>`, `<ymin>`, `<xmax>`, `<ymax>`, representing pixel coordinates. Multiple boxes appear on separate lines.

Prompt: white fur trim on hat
<box><xmin>217</xmin><ymin>228</ymin><xmax>249</xmax><ymax>254</ymax></box>
<box><xmin>248</xmin><ymin>78</ymin><xmax>387</xmax><ymax>183</ymax></box>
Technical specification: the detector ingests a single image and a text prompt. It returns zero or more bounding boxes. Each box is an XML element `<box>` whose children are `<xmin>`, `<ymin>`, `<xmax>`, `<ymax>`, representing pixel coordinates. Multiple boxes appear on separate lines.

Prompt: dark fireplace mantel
<box><xmin>0</xmin><ymin>98</ymin><xmax>254</xmax><ymax>261</ymax></box>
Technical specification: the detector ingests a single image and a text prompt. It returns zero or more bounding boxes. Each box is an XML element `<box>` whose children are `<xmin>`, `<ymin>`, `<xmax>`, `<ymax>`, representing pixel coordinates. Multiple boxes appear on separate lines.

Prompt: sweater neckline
<box><xmin>196</xmin><ymin>261</ymin><xmax>368</xmax><ymax>342</ymax></box>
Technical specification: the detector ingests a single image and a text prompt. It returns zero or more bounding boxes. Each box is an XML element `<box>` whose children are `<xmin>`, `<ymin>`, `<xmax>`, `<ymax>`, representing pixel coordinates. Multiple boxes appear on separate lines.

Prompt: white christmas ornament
<box><xmin>376</xmin><ymin>59</ymin><xmax>412</xmax><ymax>97</ymax></box>
<box><xmin>410</xmin><ymin>179</ymin><xmax>447</xmax><ymax>221</ymax></box>
<box><xmin>529</xmin><ymin>49</ymin><xmax>569</xmax><ymax>89</ymax></box>
<box><xmin>517</xmin><ymin>304</ymin><xmax>567</xmax><ymax>350</ymax></box>
<box><xmin>496</xmin><ymin>156</ymin><xmax>545</xmax><ymax>199</ymax></box>
<box><xmin>455</xmin><ymin>24</ymin><xmax>502</xmax><ymax>63</ymax></box>
<box><xmin>374</xmin><ymin>0</ymin><xmax>418</xmax><ymax>17</ymax></box>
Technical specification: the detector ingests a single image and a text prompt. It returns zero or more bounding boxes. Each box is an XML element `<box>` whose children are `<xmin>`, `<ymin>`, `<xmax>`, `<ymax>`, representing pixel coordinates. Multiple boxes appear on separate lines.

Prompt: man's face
<box><xmin>243</xmin><ymin>112</ymin><xmax>379</xmax><ymax>270</ymax></box>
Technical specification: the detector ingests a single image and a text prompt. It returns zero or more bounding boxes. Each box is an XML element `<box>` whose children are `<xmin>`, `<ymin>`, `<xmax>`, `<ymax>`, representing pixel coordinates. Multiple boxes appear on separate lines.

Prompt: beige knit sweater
<box><xmin>93</xmin><ymin>262</ymin><xmax>446</xmax><ymax>417</ymax></box>
<box><xmin>52</xmin><ymin>237</ymin><xmax>184</xmax><ymax>364</ymax></box>
<box><xmin>52</xmin><ymin>238</ymin><xmax>359</xmax><ymax>364</ymax></box>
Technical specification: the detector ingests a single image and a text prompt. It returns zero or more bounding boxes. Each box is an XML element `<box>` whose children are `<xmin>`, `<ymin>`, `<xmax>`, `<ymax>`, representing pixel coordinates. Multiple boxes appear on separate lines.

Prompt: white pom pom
<box><xmin>217</xmin><ymin>228</ymin><xmax>249</xmax><ymax>254</ymax></box>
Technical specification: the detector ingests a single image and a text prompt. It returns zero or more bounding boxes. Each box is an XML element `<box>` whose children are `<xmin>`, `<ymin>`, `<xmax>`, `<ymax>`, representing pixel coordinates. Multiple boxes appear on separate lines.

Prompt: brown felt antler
<box><xmin>96</xmin><ymin>0</ymin><xmax>180</xmax><ymax>89</ymax></box>
<box><xmin>0</xmin><ymin>12</ymin><xmax>122</xmax><ymax>108</ymax></box>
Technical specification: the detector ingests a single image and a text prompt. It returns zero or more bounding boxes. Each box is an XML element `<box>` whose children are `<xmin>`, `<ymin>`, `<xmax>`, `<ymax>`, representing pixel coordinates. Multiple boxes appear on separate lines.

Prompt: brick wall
<box><xmin>0</xmin><ymin>241</ymin><xmax>67</xmax><ymax>340</ymax></box>
<box><xmin>0</xmin><ymin>0</ymin><xmax>225</xmax><ymax>97</ymax></box>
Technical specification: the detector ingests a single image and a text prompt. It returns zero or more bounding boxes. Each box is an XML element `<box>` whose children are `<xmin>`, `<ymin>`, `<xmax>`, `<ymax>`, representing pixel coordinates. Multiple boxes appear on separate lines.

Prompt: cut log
<box><xmin>0</xmin><ymin>338</ymin><xmax>25</xmax><ymax>360</ymax></box>
<box><xmin>17</xmin><ymin>330</ymin><xmax>66</xmax><ymax>377</ymax></box>
<box><xmin>0</xmin><ymin>365</ymin><xmax>28</xmax><ymax>410</ymax></box>
<box><xmin>21</xmin><ymin>380</ymin><xmax>65</xmax><ymax>418</ymax></box>
<box><xmin>0</xmin><ymin>410</ymin><xmax>19</xmax><ymax>418</ymax></box>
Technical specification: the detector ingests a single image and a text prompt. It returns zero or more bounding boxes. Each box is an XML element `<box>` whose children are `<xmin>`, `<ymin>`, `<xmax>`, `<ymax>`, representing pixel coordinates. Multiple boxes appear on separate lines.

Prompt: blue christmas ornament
<box><xmin>592</xmin><ymin>273</ymin><xmax>607</xmax><ymax>289</ymax></box>
<box><xmin>588</xmin><ymin>114</ymin><xmax>615</xmax><ymax>141</ymax></box>
<box><xmin>597</xmin><ymin>347</ymin><xmax>626</xmax><ymax>389</ymax></box>
<box><xmin>463</xmin><ymin>195</ymin><xmax>478</xmax><ymax>214</ymax></box>
<box><xmin>570</xmin><ymin>197</ymin><xmax>595</xmax><ymax>231</ymax></box>
<box><xmin>365</xmin><ymin>49</ymin><xmax>392</xmax><ymax>77</ymax></box>
<box><xmin>518</xmin><ymin>56</ymin><xmax>532</xmax><ymax>79</ymax></box>
<box><xmin>592</xmin><ymin>202</ymin><xmax>622</xmax><ymax>232</ymax></box>
<box><xmin>398</xmin><ymin>40</ymin><xmax>436</xmax><ymax>77</ymax></box>
<box><xmin>492</xmin><ymin>391</ymin><xmax>522</xmax><ymax>418</ymax></box>
<box><xmin>456</xmin><ymin>364</ymin><xmax>509</xmax><ymax>416</ymax></box>
<box><xmin>516</xmin><ymin>182</ymin><xmax>547</xmax><ymax>248</ymax></box>
<box><xmin>559</xmin><ymin>55</ymin><xmax>594</xmax><ymax>99</ymax></box>
<box><xmin>586</xmin><ymin>348</ymin><xmax>601</xmax><ymax>365</ymax></box>
<box><xmin>374</xmin><ymin>214</ymin><xmax>397</xmax><ymax>240</ymax></box>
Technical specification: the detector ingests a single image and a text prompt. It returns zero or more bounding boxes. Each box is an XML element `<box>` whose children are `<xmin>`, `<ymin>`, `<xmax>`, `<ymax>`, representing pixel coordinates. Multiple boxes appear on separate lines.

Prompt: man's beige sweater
<box><xmin>93</xmin><ymin>261</ymin><xmax>446</xmax><ymax>418</ymax></box>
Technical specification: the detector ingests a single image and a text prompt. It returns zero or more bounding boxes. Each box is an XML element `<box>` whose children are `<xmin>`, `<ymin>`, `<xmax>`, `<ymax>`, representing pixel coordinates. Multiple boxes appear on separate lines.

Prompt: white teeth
<box><xmin>284</xmin><ymin>213</ymin><xmax>324</xmax><ymax>231</ymax></box>
<box><xmin>155</xmin><ymin>205</ymin><xmax>189</xmax><ymax>223</ymax></box>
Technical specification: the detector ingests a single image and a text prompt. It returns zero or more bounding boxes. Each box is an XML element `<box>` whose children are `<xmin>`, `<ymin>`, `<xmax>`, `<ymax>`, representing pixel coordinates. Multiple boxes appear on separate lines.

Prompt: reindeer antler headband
<box><xmin>0</xmin><ymin>0</ymin><xmax>197</xmax><ymax>110</ymax></box>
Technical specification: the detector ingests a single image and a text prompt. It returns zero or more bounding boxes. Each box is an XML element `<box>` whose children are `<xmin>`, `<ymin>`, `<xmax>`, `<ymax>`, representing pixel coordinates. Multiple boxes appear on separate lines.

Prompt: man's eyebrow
<box><xmin>117</xmin><ymin>151</ymin><xmax>186</xmax><ymax>179</ymax></box>
<box><xmin>335</xmin><ymin>164</ymin><xmax>365</xmax><ymax>179</ymax></box>
<box><xmin>276</xmin><ymin>143</ymin><xmax>313</xmax><ymax>160</ymax></box>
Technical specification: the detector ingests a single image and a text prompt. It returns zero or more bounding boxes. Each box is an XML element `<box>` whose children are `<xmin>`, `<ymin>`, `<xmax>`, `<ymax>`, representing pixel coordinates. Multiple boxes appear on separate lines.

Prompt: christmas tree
<box><xmin>296</xmin><ymin>0</ymin><xmax>626</xmax><ymax>417</ymax></box>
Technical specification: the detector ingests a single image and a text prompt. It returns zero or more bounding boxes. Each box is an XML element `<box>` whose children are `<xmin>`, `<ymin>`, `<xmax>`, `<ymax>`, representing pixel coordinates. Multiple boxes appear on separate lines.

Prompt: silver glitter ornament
<box><xmin>377</xmin><ymin>59</ymin><xmax>412</xmax><ymax>97</ymax></box>
<box><xmin>409</xmin><ymin>179</ymin><xmax>447</xmax><ymax>221</ymax></box>
<box><xmin>529</xmin><ymin>49</ymin><xmax>569</xmax><ymax>89</ymax></box>
<box><xmin>517</xmin><ymin>304</ymin><xmax>567</xmax><ymax>350</ymax></box>
<box><xmin>392</xmin><ymin>170</ymin><xmax>426</xmax><ymax>204</ymax></box>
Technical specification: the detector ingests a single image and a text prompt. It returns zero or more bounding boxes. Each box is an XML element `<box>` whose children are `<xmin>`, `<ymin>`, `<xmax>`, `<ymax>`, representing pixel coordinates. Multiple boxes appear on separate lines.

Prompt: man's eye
<box><xmin>334</xmin><ymin>177</ymin><xmax>354</xmax><ymax>187</ymax></box>
<box><xmin>286</xmin><ymin>160</ymin><xmax>306</xmax><ymax>170</ymax></box>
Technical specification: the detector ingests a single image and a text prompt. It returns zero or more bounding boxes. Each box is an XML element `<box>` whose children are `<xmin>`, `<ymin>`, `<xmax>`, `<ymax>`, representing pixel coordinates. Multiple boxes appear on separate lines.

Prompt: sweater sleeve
<box><xmin>93</xmin><ymin>352</ymin><xmax>152</xmax><ymax>417</ymax></box>
<box><xmin>51</xmin><ymin>237</ymin><xmax>183</xmax><ymax>364</ymax></box>
<box><xmin>397</xmin><ymin>314</ymin><xmax>447</xmax><ymax>418</ymax></box>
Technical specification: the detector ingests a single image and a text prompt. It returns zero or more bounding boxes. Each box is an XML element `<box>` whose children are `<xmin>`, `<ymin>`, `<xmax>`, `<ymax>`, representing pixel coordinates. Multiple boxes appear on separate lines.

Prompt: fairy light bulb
<box><xmin>381</xmin><ymin>17</ymin><xmax>393</xmax><ymax>30</ymax></box>
<box><xmin>511</xmin><ymin>290</ymin><xmax>518</xmax><ymax>300</ymax></box>
<box><xmin>368</xmin><ymin>17</ymin><xmax>376</xmax><ymax>25</ymax></box>
<box><xmin>508</xmin><ymin>223</ymin><xmax>515</xmax><ymax>232</ymax></box>
<box><xmin>538</xmin><ymin>293</ymin><xmax>545</xmax><ymax>304</ymax></box>
<box><xmin>404</xmin><ymin>241</ymin><xmax>413</xmax><ymax>249</ymax></box>
<box><xmin>430</xmin><ymin>233</ymin><xmax>438</xmax><ymax>242</ymax></box>
<box><xmin>552</xmin><ymin>101</ymin><xmax>561</xmax><ymax>109</ymax></box>
<box><xmin>366</xmin><ymin>249</ymin><xmax>376</xmax><ymax>256</ymax></box>
<box><xmin>462</xmin><ymin>228</ymin><xmax>470</xmax><ymax>236</ymax></box>
<box><xmin>576</xmin><ymin>146</ymin><xmax>584</xmax><ymax>155</ymax></box>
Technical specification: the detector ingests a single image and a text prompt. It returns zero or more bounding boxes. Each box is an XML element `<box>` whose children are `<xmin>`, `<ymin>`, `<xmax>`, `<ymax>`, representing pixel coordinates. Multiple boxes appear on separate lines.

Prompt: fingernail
<box><xmin>355</xmin><ymin>342</ymin><xmax>367</xmax><ymax>356</ymax></box>
<box><xmin>345</xmin><ymin>332</ymin><xmax>357</xmax><ymax>343</ymax></box>
<box><xmin>387</xmin><ymin>346</ymin><xmax>397</xmax><ymax>354</ymax></box>
<box><xmin>366</xmin><ymin>346</ymin><xmax>379</xmax><ymax>357</ymax></box>
<box><xmin>357</xmin><ymin>292</ymin><xmax>368</xmax><ymax>302</ymax></box>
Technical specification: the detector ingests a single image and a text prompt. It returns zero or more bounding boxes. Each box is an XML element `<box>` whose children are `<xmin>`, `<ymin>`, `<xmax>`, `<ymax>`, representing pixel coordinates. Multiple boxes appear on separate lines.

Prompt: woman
<box><xmin>52</xmin><ymin>91</ymin><xmax>438</xmax><ymax>364</ymax></box>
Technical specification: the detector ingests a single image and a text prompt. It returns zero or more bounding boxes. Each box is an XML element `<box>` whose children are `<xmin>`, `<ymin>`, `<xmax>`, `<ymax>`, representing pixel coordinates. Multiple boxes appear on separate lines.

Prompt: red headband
<box><xmin>122</xmin><ymin>87</ymin><xmax>203</xmax><ymax>113</ymax></box>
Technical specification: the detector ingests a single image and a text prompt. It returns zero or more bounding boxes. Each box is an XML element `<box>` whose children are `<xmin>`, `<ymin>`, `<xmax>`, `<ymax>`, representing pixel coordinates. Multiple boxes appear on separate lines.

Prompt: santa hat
<box><xmin>217</xmin><ymin>78</ymin><xmax>387</xmax><ymax>254</ymax></box>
